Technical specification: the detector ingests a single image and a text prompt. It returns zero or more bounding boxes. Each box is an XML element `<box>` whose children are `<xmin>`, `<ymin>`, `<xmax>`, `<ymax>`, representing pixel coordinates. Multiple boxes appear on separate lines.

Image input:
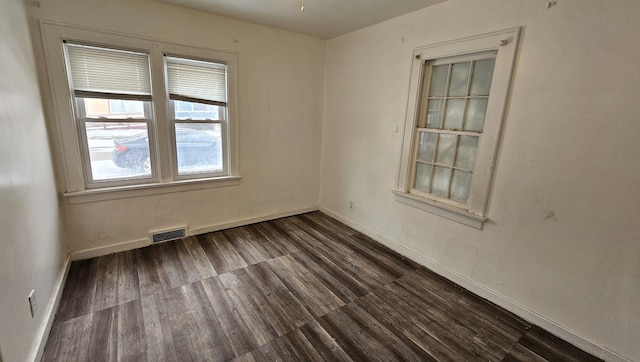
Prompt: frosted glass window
<box><xmin>432</xmin><ymin>166</ymin><xmax>452</xmax><ymax>196</ymax></box>
<box><xmin>449</xmin><ymin>62</ymin><xmax>470</xmax><ymax>97</ymax></box>
<box><xmin>425</xmin><ymin>99</ymin><xmax>444</xmax><ymax>129</ymax></box>
<box><xmin>414</xmin><ymin>163</ymin><xmax>432</xmax><ymax>191</ymax></box>
<box><xmin>444</xmin><ymin>99</ymin><xmax>465</xmax><ymax>130</ymax></box>
<box><xmin>470</xmin><ymin>59</ymin><xmax>495</xmax><ymax>96</ymax></box>
<box><xmin>455</xmin><ymin>136</ymin><xmax>478</xmax><ymax>170</ymax></box>
<box><xmin>429</xmin><ymin>65</ymin><xmax>448</xmax><ymax>97</ymax></box>
<box><xmin>435</xmin><ymin>134</ymin><xmax>456</xmax><ymax>166</ymax></box>
<box><xmin>417</xmin><ymin>132</ymin><xmax>436</xmax><ymax>161</ymax></box>
<box><xmin>450</xmin><ymin>170</ymin><xmax>472</xmax><ymax>202</ymax></box>
<box><xmin>465</xmin><ymin>98</ymin><xmax>488</xmax><ymax>132</ymax></box>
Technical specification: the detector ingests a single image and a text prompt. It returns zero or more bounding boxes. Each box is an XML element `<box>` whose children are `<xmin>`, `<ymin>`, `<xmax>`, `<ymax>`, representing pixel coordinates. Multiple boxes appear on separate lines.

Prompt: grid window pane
<box><xmin>470</xmin><ymin>59</ymin><xmax>495</xmax><ymax>96</ymax></box>
<box><xmin>414</xmin><ymin>163</ymin><xmax>432</xmax><ymax>191</ymax></box>
<box><xmin>455</xmin><ymin>136</ymin><xmax>479</xmax><ymax>170</ymax></box>
<box><xmin>417</xmin><ymin>132</ymin><xmax>436</xmax><ymax>161</ymax></box>
<box><xmin>425</xmin><ymin>99</ymin><xmax>444</xmax><ymax>129</ymax></box>
<box><xmin>444</xmin><ymin>99</ymin><xmax>465</xmax><ymax>130</ymax></box>
<box><xmin>86</xmin><ymin>121</ymin><xmax>151</xmax><ymax>180</ymax></box>
<box><xmin>175</xmin><ymin>123</ymin><xmax>223</xmax><ymax>175</ymax></box>
<box><xmin>450</xmin><ymin>170</ymin><xmax>472</xmax><ymax>202</ymax></box>
<box><xmin>436</xmin><ymin>134</ymin><xmax>456</xmax><ymax>166</ymax></box>
<box><xmin>465</xmin><ymin>98</ymin><xmax>488</xmax><ymax>132</ymax></box>
<box><xmin>432</xmin><ymin>166</ymin><xmax>452</xmax><ymax>196</ymax></box>
<box><xmin>83</xmin><ymin>98</ymin><xmax>146</xmax><ymax>119</ymax></box>
<box><xmin>428</xmin><ymin>65</ymin><xmax>448</xmax><ymax>97</ymax></box>
<box><xmin>449</xmin><ymin>62</ymin><xmax>470</xmax><ymax>97</ymax></box>
<box><xmin>173</xmin><ymin>100</ymin><xmax>224</xmax><ymax>120</ymax></box>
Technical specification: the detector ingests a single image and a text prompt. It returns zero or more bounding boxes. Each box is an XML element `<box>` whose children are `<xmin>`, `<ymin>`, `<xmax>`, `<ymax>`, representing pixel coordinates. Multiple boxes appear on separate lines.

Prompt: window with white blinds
<box><xmin>165</xmin><ymin>56</ymin><xmax>227</xmax><ymax>106</ymax></box>
<box><xmin>42</xmin><ymin>24</ymin><xmax>239</xmax><ymax>196</ymax></box>
<box><xmin>64</xmin><ymin>43</ymin><xmax>152</xmax><ymax>100</ymax></box>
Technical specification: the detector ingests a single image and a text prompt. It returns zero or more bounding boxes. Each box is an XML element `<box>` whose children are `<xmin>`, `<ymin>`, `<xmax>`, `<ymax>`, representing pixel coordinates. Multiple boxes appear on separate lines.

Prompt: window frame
<box><xmin>395</xmin><ymin>28</ymin><xmax>520</xmax><ymax>229</ymax></box>
<box><xmin>40</xmin><ymin>23</ymin><xmax>240</xmax><ymax>202</ymax></box>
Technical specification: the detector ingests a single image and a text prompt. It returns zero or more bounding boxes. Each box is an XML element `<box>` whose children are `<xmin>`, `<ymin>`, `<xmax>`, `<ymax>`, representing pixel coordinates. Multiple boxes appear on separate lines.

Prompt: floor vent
<box><xmin>151</xmin><ymin>228</ymin><xmax>187</xmax><ymax>243</ymax></box>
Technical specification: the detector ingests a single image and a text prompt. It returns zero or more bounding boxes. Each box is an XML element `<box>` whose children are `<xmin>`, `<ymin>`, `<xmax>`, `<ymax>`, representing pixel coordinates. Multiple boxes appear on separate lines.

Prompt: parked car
<box><xmin>112</xmin><ymin>128</ymin><xmax>219</xmax><ymax>172</ymax></box>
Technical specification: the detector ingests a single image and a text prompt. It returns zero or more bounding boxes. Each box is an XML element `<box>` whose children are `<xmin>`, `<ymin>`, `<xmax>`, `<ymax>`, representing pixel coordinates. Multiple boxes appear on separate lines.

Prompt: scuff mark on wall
<box><xmin>543</xmin><ymin>210</ymin><xmax>558</xmax><ymax>222</ymax></box>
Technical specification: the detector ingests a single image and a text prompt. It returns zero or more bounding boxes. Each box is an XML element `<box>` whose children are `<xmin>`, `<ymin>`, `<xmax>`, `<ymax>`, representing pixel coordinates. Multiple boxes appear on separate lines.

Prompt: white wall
<box><xmin>0</xmin><ymin>0</ymin><xmax>67</xmax><ymax>361</ymax></box>
<box><xmin>320</xmin><ymin>0</ymin><xmax>640</xmax><ymax>360</ymax></box>
<box><xmin>29</xmin><ymin>0</ymin><xmax>325</xmax><ymax>252</ymax></box>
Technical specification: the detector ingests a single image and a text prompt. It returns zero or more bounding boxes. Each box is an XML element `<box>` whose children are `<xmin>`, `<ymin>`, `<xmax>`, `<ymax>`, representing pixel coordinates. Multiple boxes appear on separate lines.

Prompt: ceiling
<box><xmin>155</xmin><ymin>0</ymin><xmax>446</xmax><ymax>39</ymax></box>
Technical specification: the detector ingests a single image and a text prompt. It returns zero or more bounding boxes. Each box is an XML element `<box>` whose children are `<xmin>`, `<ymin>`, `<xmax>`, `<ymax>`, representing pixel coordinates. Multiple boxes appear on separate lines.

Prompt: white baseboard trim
<box><xmin>69</xmin><ymin>207</ymin><xmax>319</xmax><ymax>261</ymax></box>
<box><xmin>188</xmin><ymin>207</ymin><xmax>318</xmax><ymax>236</ymax></box>
<box><xmin>31</xmin><ymin>254</ymin><xmax>72</xmax><ymax>362</ymax></box>
<box><xmin>318</xmin><ymin>207</ymin><xmax>632</xmax><ymax>362</ymax></box>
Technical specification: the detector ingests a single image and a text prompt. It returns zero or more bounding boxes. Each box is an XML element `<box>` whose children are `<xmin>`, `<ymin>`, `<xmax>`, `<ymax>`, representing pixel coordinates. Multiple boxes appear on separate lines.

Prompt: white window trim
<box><xmin>396</xmin><ymin>28</ymin><xmax>520</xmax><ymax>229</ymax></box>
<box><xmin>40</xmin><ymin>22</ymin><xmax>240</xmax><ymax>202</ymax></box>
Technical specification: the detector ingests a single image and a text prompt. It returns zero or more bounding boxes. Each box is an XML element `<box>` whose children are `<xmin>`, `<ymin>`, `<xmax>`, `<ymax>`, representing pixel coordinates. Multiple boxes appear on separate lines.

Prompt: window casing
<box><xmin>396</xmin><ymin>28</ymin><xmax>520</xmax><ymax>228</ymax></box>
<box><xmin>41</xmin><ymin>23</ymin><xmax>239</xmax><ymax>201</ymax></box>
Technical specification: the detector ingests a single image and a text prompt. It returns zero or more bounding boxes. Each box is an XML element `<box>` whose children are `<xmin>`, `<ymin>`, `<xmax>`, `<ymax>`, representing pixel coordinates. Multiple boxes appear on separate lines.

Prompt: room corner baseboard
<box><xmin>318</xmin><ymin>207</ymin><xmax>632</xmax><ymax>362</ymax></box>
<box><xmin>31</xmin><ymin>254</ymin><xmax>72</xmax><ymax>362</ymax></box>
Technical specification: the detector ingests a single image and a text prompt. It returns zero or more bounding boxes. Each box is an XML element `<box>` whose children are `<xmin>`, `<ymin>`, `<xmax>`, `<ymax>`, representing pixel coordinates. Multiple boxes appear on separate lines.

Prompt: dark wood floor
<box><xmin>43</xmin><ymin>212</ymin><xmax>601</xmax><ymax>361</ymax></box>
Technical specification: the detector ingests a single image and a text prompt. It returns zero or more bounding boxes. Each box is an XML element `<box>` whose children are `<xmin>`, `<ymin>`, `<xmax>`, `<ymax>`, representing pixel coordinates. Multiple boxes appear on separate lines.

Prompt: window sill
<box><xmin>64</xmin><ymin>175</ymin><xmax>241</xmax><ymax>204</ymax></box>
<box><xmin>393</xmin><ymin>191</ymin><xmax>487</xmax><ymax>229</ymax></box>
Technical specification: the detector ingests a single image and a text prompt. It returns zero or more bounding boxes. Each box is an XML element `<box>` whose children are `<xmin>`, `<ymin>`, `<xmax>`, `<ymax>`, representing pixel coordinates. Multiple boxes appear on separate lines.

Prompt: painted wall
<box><xmin>29</xmin><ymin>0</ymin><xmax>325</xmax><ymax>252</ymax></box>
<box><xmin>320</xmin><ymin>0</ymin><xmax>640</xmax><ymax>360</ymax></box>
<box><xmin>0</xmin><ymin>0</ymin><xmax>67</xmax><ymax>361</ymax></box>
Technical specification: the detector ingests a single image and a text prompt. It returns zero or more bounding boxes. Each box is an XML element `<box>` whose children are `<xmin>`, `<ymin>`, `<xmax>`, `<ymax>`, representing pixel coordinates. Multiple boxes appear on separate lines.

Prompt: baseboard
<box><xmin>69</xmin><ymin>206</ymin><xmax>319</xmax><ymax>261</ymax></box>
<box><xmin>30</xmin><ymin>254</ymin><xmax>72</xmax><ymax>362</ymax></box>
<box><xmin>188</xmin><ymin>207</ymin><xmax>318</xmax><ymax>236</ymax></box>
<box><xmin>318</xmin><ymin>207</ymin><xmax>632</xmax><ymax>362</ymax></box>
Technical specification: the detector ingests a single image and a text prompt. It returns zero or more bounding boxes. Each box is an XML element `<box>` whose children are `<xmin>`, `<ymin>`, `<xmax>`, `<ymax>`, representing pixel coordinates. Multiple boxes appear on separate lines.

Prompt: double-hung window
<box><xmin>396</xmin><ymin>28</ymin><xmax>520</xmax><ymax>228</ymax></box>
<box><xmin>41</xmin><ymin>23</ymin><xmax>239</xmax><ymax>202</ymax></box>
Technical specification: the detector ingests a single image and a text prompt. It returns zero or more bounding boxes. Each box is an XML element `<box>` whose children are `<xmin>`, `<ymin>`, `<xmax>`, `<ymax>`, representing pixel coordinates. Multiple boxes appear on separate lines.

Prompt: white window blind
<box><xmin>166</xmin><ymin>56</ymin><xmax>227</xmax><ymax>106</ymax></box>
<box><xmin>64</xmin><ymin>43</ymin><xmax>152</xmax><ymax>100</ymax></box>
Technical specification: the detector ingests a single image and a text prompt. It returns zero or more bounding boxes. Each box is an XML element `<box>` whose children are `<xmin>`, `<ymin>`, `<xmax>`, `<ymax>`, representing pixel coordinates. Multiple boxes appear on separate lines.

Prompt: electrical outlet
<box><xmin>349</xmin><ymin>200</ymin><xmax>355</xmax><ymax>211</ymax></box>
<box><xmin>28</xmin><ymin>289</ymin><xmax>37</xmax><ymax>318</ymax></box>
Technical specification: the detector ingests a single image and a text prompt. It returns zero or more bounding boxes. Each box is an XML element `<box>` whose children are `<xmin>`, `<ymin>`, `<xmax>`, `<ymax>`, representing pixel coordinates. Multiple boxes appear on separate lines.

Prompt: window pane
<box><xmin>86</xmin><ymin>121</ymin><xmax>151</xmax><ymax>180</ymax></box>
<box><xmin>83</xmin><ymin>98</ymin><xmax>147</xmax><ymax>119</ymax></box>
<box><xmin>425</xmin><ymin>99</ymin><xmax>444</xmax><ymax>129</ymax></box>
<box><xmin>417</xmin><ymin>132</ymin><xmax>436</xmax><ymax>161</ymax></box>
<box><xmin>414</xmin><ymin>163</ymin><xmax>432</xmax><ymax>192</ymax></box>
<box><xmin>470</xmin><ymin>59</ymin><xmax>495</xmax><ymax>96</ymax></box>
<box><xmin>435</xmin><ymin>134</ymin><xmax>456</xmax><ymax>166</ymax></box>
<box><xmin>455</xmin><ymin>136</ymin><xmax>479</xmax><ymax>170</ymax></box>
<box><xmin>173</xmin><ymin>100</ymin><xmax>224</xmax><ymax>120</ymax></box>
<box><xmin>432</xmin><ymin>166</ymin><xmax>452</xmax><ymax>196</ymax></box>
<box><xmin>450</xmin><ymin>170</ymin><xmax>472</xmax><ymax>202</ymax></box>
<box><xmin>175</xmin><ymin>123</ymin><xmax>223</xmax><ymax>175</ymax></box>
<box><xmin>464</xmin><ymin>98</ymin><xmax>488</xmax><ymax>132</ymax></box>
<box><xmin>449</xmin><ymin>62</ymin><xmax>470</xmax><ymax>97</ymax></box>
<box><xmin>443</xmin><ymin>99</ymin><xmax>465</xmax><ymax>130</ymax></box>
<box><xmin>428</xmin><ymin>64</ymin><xmax>448</xmax><ymax>97</ymax></box>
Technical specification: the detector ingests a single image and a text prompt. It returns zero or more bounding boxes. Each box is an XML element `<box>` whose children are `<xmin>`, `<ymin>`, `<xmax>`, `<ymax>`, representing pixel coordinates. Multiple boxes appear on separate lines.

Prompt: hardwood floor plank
<box><xmin>93</xmin><ymin>253</ymin><xmax>119</xmax><ymax>312</ymax></box>
<box><xmin>250</xmin><ymin>222</ymin><xmax>299</xmax><ymax>254</ymax></box>
<box><xmin>245</xmin><ymin>262</ymin><xmax>315</xmax><ymax>328</ymax></box>
<box><xmin>182</xmin><ymin>235</ymin><xmax>218</xmax><ymax>280</ymax></box>
<box><xmin>517</xmin><ymin>326</ymin><xmax>603</xmax><ymax>362</ymax></box>
<box><xmin>502</xmin><ymin>342</ymin><xmax>548</xmax><ymax>362</ymax></box>
<box><xmin>43</xmin><ymin>314</ymin><xmax>92</xmax><ymax>361</ymax></box>
<box><xmin>198</xmin><ymin>232</ymin><xmax>248</xmax><ymax>274</ymax></box>
<box><xmin>116</xmin><ymin>299</ymin><xmax>147</xmax><ymax>361</ymax></box>
<box><xmin>116</xmin><ymin>250</ymin><xmax>140</xmax><ymax>305</ymax></box>
<box><xmin>267</xmin><ymin>255</ymin><xmax>345</xmax><ymax>318</ymax></box>
<box><xmin>289</xmin><ymin>251</ymin><xmax>360</xmax><ymax>303</ymax></box>
<box><xmin>87</xmin><ymin>307</ymin><xmax>117</xmax><ymax>361</ymax></box>
<box><xmin>201</xmin><ymin>276</ymin><xmax>258</xmax><ymax>357</ymax></box>
<box><xmin>141</xmin><ymin>293</ymin><xmax>178</xmax><ymax>361</ymax></box>
<box><xmin>298</xmin><ymin>320</ymin><xmax>352</xmax><ymax>362</ymax></box>
<box><xmin>218</xmin><ymin>270</ymin><xmax>280</xmax><ymax>346</ymax></box>
<box><xmin>135</xmin><ymin>246</ymin><xmax>163</xmax><ymax>298</ymax></box>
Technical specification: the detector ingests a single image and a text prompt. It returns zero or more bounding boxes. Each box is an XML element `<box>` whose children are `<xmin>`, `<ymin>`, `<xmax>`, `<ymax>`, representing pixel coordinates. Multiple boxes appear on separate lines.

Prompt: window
<box><xmin>41</xmin><ymin>24</ymin><xmax>239</xmax><ymax>202</ymax></box>
<box><xmin>396</xmin><ymin>28</ymin><xmax>520</xmax><ymax>229</ymax></box>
